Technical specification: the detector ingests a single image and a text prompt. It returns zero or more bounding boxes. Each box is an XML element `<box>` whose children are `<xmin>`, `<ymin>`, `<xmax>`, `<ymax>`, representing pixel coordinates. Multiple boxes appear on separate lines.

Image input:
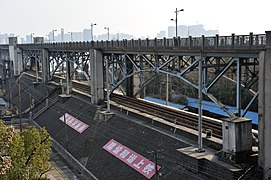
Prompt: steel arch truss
<box><xmin>22</xmin><ymin>49</ymin><xmax>42</xmax><ymax>71</ymax></box>
<box><xmin>48</xmin><ymin>51</ymin><xmax>90</xmax><ymax>81</ymax></box>
<box><xmin>105</xmin><ymin>52</ymin><xmax>259</xmax><ymax>118</ymax></box>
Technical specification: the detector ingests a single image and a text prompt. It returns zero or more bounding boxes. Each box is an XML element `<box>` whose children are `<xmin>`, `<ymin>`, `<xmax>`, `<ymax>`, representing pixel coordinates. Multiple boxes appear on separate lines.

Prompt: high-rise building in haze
<box><xmin>61</xmin><ymin>28</ymin><xmax>64</xmax><ymax>42</ymax></box>
<box><xmin>156</xmin><ymin>31</ymin><xmax>166</xmax><ymax>39</ymax></box>
<box><xmin>72</xmin><ymin>32</ymin><xmax>82</xmax><ymax>41</ymax></box>
<box><xmin>83</xmin><ymin>29</ymin><xmax>91</xmax><ymax>41</ymax></box>
<box><xmin>168</xmin><ymin>24</ymin><xmax>219</xmax><ymax>38</ymax></box>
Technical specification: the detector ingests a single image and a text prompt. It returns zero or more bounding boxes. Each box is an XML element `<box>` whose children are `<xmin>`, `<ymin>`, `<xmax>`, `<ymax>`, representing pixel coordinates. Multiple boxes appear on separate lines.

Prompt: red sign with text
<box><xmin>103</xmin><ymin>139</ymin><xmax>161</xmax><ymax>179</ymax></box>
<box><xmin>59</xmin><ymin>113</ymin><xmax>89</xmax><ymax>133</ymax></box>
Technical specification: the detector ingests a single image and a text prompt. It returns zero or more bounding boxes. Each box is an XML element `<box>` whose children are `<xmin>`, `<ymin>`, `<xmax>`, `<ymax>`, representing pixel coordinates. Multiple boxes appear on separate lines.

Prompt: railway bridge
<box><xmin>0</xmin><ymin>31</ymin><xmax>271</xmax><ymax>179</ymax></box>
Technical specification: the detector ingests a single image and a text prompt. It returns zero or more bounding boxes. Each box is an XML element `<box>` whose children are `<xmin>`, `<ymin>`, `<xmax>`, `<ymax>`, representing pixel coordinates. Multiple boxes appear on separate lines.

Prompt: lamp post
<box><xmin>68</xmin><ymin>32</ymin><xmax>73</xmax><ymax>41</ymax></box>
<box><xmin>30</xmin><ymin>33</ymin><xmax>34</xmax><ymax>43</ymax></box>
<box><xmin>91</xmin><ymin>23</ymin><xmax>97</xmax><ymax>41</ymax></box>
<box><xmin>171</xmin><ymin>8</ymin><xmax>184</xmax><ymax>38</ymax></box>
<box><xmin>104</xmin><ymin>27</ymin><xmax>110</xmax><ymax>40</ymax></box>
<box><xmin>52</xmin><ymin>29</ymin><xmax>57</xmax><ymax>42</ymax></box>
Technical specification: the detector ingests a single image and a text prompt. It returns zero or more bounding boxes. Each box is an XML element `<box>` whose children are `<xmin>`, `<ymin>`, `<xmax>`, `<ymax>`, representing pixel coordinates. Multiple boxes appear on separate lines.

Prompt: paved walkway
<box><xmin>45</xmin><ymin>149</ymin><xmax>83</xmax><ymax>180</ymax></box>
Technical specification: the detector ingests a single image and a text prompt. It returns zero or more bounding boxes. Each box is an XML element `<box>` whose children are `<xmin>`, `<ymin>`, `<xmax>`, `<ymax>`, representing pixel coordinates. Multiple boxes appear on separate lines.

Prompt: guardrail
<box><xmin>0</xmin><ymin>33</ymin><xmax>267</xmax><ymax>51</ymax></box>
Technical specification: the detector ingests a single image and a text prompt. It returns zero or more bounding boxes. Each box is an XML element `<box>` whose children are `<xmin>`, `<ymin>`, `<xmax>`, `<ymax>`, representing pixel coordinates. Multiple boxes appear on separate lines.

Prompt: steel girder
<box><xmin>105</xmin><ymin>52</ymin><xmax>259</xmax><ymax>118</ymax></box>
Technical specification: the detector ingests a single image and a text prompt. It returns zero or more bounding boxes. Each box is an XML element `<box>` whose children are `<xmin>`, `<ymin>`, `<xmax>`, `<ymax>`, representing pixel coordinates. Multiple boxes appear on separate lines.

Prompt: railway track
<box><xmin>111</xmin><ymin>93</ymin><xmax>222</xmax><ymax>139</ymax></box>
<box><xmin>24</xmin><ymin>70</ymin><xmax>223</xmax><ymax>139</ymax></box>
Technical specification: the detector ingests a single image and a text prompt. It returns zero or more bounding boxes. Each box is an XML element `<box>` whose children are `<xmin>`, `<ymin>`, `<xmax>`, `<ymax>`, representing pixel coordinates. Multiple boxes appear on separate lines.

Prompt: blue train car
<box><xmin>144</xmin><ymin>96</ymin><xmax>258</xmax><ymax>125</ymax></box>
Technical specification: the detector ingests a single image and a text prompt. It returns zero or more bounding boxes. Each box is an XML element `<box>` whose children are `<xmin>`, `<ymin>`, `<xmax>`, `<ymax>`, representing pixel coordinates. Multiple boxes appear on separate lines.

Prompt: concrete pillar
<box><xmin>258</xmin><ymin>31</ymin><xmax>271</xmax><ymax>179</ymax></box>
<box><xmin>90</xmin><ymin>49</ymin><xmax>104</xmax><ymax>104</ymax></box>
<box><xmin>126</xmin><ymin>54</ymin><xmax>134</xmax><ymax>97</ymax></box>
<box><xmin>17</xmin><ymin>48</ymin><xmax>23</xmax><ymax>74</ymax></box>
<box><xmin>41</xmin><ymin>49</ymin><xmax>49</xmax><ymax>83</ymax></box>
<box><xmin>8</xmin><ymin>37</ymin><xmax>18</xmax><ymax>76</ymax></box>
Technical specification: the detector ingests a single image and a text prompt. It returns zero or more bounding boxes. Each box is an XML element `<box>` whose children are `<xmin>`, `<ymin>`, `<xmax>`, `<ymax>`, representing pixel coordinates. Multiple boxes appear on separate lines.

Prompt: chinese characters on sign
<box><xmin>59</xmin><ymin>113</ymin><xmax>89</xmax><ymax>133</ymax></box>
<box><xmin>103</xmin><ymin>139</ymin><xmax>161</xmax><ymax>179</ymax></box>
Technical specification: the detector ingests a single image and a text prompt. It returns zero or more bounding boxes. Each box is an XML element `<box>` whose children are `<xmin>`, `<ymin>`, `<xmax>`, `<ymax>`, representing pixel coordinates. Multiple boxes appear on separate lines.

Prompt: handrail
<box><xmin>0</xmin><ymin>33</ymin><xmax>267</xmax><ymax>51</ymax></box>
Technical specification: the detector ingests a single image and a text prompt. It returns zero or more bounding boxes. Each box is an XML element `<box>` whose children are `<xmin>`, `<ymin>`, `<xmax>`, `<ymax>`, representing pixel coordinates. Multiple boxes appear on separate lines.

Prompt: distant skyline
<box><xmin>1</xmin><ymin>0</ymin><xmax>270</xmax><ymax>38</ymax></box>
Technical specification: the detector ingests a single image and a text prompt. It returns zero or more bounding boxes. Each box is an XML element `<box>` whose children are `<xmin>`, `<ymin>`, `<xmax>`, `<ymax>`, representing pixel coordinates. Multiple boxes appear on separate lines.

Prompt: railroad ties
<box><xmin>24</xmin><ymin>70</ymin><xmax>222</xmax><ymax>139</ymax></box>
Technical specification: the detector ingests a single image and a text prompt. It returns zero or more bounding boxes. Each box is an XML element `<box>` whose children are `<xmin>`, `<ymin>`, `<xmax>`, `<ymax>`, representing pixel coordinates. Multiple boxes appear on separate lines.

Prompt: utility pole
<box><xmin>106</xmin><ymin>57</ymin><xmax>110</xmax><ymax>111</ymax></box>
<box><xmin>148</xmin><ymin>150</ymin><xmax>162</xmax><ymax>180</ymax></box>
<box><xmin>8</xmin><ymin>73</ymin><xmax>11</xmax><ymax>108</ymax></box>
<box><xmin>64</xmin><ymin>113</ymin><xmax>68</xmax><ymax>150</ymax></box>
<box><xmin>28</xmin><ymin>87</ymin><xmax>32</xmax><ymax>119</ymax></box>
<box><xmin>154</xmin><ymin>150</ymin><xmax>158</xmax><ymax>180</ymax></box>
<box><xmin>18</xmin><ymin>79</ymin><xmax>22</xmax><ymax>132</ymax></box>
<box><xmin>196</xmin><ymin>57</ymin><xmax>205</xmax><ymax>152</ymax></box>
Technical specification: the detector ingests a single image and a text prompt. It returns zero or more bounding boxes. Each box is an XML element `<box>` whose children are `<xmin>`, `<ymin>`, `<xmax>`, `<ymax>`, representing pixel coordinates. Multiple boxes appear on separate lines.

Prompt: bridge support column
<box><xmin>8</xmin><ymin>37</ymin><xmax>22</xmax><ymax>76</ymax></box>
<box><xmin>258</xmin><ymin>31</ymin><xmax>271</xmax><ymax>179</ymax></box>
<box><xmin>17</xmin><ymin>48</ymin><xmax>23</xmax><ymax>74</ymax></box>
<box><xmin>42</xmin><ymin>49</ymin><xmax>49</xmax><ymax>83</ymax></box>
<box><xmin>90</xmin><ymin>49</ymin><xmax>104</xmax><ymax>104</ymax></box>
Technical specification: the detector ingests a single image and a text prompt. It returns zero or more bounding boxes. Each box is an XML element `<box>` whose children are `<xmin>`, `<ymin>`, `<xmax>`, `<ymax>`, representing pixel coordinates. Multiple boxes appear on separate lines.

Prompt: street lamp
<box><xmin>104</xmin><ymin>27</ymin><xmax>110</xmax><ymax>41</ymax></box>
<box><xmin>91</xmin><ymin>23</ymin><xmax>97</xmax><ymax>41</ymax></box>
<box><xmin>30</xmin><ymin>33</ymin><xmax>34</xmax><ymax>43</ymax></box>
<box><xmin>68</xmin><ymin>32</ymin><xmax>73</xmax><ymax>41</ymax></box>
<box><xmin>52</xmin><ymin>29</ymin><xmax>57</xmax><ymax>42</ymax></box>
<box><xmin>171</xmin><ymin>8</ymin><xmax>184</xmax><ymax>38</ymax></box>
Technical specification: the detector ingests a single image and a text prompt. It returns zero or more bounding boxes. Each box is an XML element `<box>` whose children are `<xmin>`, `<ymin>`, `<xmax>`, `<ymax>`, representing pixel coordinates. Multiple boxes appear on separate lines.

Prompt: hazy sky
<box><xmin>1</xmin><ymin>0</ymin><xmax>270</xmax><ymax>38</ymax></box>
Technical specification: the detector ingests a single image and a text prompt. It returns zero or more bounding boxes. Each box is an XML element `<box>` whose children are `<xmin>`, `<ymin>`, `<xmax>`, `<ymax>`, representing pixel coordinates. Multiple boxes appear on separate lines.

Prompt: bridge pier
<box><xmin>258</xmin><ymin>31</ymin><xmax>271</xmax><ymax>180</ymax></box>
<box><xmin>8</xmin><ymin>37</ymin><xmax>23</xmax><ymax>76</ymax></box>
<box><xmin>90</xmin><ymin>49</ymin><xmax>104</xmax><ymax>104</ymax></box>
<box><xmin>41</xmin><ymin>49</ymin><xmax>49</xmax><ymax>83</ymax></box>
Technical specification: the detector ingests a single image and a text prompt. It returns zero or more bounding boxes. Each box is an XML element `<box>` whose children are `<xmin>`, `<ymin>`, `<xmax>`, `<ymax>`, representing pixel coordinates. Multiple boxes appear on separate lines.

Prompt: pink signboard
<box><xmin>59</xmin><ymin>113</ymin><xmax>89</xmax><ymax>133</ymax></box>
<box><xmin>103</xmin><ymin>139</ymin><xmax>161</xmax><ymax>179</ymax></box>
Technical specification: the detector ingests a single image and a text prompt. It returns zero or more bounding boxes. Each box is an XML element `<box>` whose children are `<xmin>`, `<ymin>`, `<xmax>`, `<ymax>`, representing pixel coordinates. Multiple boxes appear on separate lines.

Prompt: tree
<box><xmin>0</xmin><ymin>121</ymin><xmax>52</xmax><ymax>180</ymax></box>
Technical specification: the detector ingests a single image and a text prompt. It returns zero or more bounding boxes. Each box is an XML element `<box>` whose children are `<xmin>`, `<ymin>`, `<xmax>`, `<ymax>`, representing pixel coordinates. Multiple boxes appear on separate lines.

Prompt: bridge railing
<box><xmin>12</xmin><ymin>33</ymin><xmax>266</xmax><ymax>51</ymax></box>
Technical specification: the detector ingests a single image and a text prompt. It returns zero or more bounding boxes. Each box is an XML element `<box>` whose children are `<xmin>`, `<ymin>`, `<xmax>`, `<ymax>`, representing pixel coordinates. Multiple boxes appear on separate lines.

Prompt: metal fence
<box><xmin>31</xmin><ymin>120</ymin><xmax>98</xmax><ymax>180</ymax></box>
